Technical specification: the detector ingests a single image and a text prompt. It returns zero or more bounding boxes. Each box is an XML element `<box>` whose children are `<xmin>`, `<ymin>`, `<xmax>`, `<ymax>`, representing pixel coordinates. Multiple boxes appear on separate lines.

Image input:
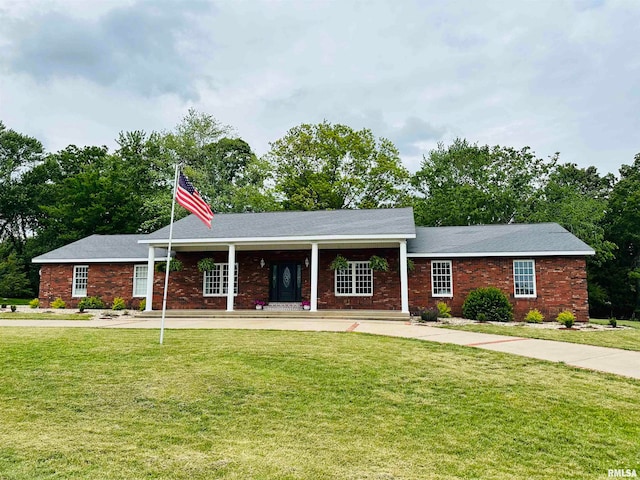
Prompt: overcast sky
<box><xmin>1</xmin><ymin>0</ymin><xmax>638</xmax><ymax>175</ymax></box>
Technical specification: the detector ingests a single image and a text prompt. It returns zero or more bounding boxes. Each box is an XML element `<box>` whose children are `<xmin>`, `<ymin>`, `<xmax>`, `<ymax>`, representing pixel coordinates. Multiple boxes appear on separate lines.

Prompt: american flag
<box><xmin>175</xmin><ymin>172</ymin><xmax>214</xmax><ymax>228</ymax></box>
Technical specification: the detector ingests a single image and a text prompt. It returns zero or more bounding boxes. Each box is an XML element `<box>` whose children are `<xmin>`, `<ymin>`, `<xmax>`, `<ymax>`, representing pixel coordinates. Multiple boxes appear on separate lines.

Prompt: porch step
<box><xmin>138</xmin><ymin>309</ymin><xmax>408</xmax><ymax>321</ymax></box>
<box><xmin>263</xmin><ymin>302</ymin><xmax>303</xmax><ymax>311</ymax></box>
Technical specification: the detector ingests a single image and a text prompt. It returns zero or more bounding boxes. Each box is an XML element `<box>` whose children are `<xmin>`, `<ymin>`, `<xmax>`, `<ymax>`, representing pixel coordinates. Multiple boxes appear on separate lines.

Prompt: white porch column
<box><xmin>310</xmin><ymin>242</ymin><xmax>319</xmax><ymax>312</ymax></box>
<box><xmin>399</xmin><ymin>240</ymin><xmax>409</xmax><ymax>314</ymax></box>
<box><xmin>145</xmin><ymin>246</ymin><xmax>155</xmax><ymax>311</ymax></box>
<box><xmin>227</xmin><ymin>244</ymin><xmax>236</xmax><ymax>312</ymax></box>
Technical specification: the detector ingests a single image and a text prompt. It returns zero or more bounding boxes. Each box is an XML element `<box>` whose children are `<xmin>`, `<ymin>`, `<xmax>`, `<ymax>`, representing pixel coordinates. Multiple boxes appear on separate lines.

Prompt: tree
<box><xmin>412</xmin><ymin>138</ymin><xmax>555</xmax><ymax>226</ymax></box>
<box><xmin>599</xmin><ymin>154</ymin><xmax>640</xmax><ymax>317</ymax></box>
<box><xmin>0</xmin><ymin>252</ymin><xmax>32</xmax><ymax>298</ymax></box>
<box><xmin>265</xmin><ymin>121</ymin><xmax>411</xmax><ymax>210</ymax></box>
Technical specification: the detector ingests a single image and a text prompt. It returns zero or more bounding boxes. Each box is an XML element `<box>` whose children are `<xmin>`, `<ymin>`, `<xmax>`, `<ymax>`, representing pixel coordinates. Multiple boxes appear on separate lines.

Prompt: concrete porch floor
<box><xmin>138</xmin><ymin>309</ymin><xmax>409</xmax><ymax>321</ymax></box>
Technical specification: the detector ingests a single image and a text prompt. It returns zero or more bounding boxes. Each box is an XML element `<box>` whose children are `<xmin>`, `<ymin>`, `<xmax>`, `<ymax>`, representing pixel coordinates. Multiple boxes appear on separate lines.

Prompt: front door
<box><xmin>270</xmin><ymin>262</ymin><xmax>302</xmax><ymax>302</ymax></box>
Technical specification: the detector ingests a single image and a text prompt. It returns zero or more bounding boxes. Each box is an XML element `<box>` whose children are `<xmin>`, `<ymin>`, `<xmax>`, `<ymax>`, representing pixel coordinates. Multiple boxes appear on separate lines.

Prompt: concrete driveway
<box><xmin>1</xmin><ymin>316</ymin><xmax>639</xmax><ymax>380</ymax></box>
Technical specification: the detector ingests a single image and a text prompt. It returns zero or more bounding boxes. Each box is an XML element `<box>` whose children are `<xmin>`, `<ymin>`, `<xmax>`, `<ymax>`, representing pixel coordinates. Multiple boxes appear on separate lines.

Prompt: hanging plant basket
<box><xmin>197</xmin><ymin>257</ymin><xmax>216</xmax><ymax>273</ymax></box>
<box><xmin>407</xmin><ymin>258</ymin><xmax>415</xmax><ymax>273</ymax></box>
<box><xmin>369</xmin><ymin>255</ymin><xmax>389</xmax><ymax>272</ymax></box>
<box><xmin>329</xmin><ymin>254</ymin><xmax>350</xmax><ymax>271</ymax></box>
<box><xmin>155</xmin><ymin>258</ymin><xmax>183</xmax><ymax>273</ymax></box>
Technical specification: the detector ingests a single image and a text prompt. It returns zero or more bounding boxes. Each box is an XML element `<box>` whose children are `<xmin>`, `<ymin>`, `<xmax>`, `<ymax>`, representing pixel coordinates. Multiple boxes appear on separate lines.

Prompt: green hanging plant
<box><xmin>197</xmin><ymin>257</ymin><xmax>216</xmax><ymax>273</ymax></box>
<box><xmin>329</xmin><ymin>254</ymin><xmax>350</xmax><ymax>271</ymax></box>
<box><xmin>155</xmin><ymin>258</ymin><xmax>183</xmax><ymax>273</ymax></box>
<box><xmin>407</xmin><ymin>258</ymin><xmax>415</xmax><ymax>273</ymax></box>
<box><xmin>369</xmin><ymin>255</ymin><xmax>389</xmax><ymax>272</ymax></box>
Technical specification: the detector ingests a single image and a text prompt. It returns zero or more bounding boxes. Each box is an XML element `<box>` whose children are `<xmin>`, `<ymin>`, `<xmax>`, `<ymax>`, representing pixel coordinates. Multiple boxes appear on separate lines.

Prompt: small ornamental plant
<box><xmin>556</xmin><ymin>310</ymin><xmax>576</xmax><ymax>328</ymax></box>
<box><xmin>139</xmin><ymin>298</ymin><xmax>146</xmax><ymax>311</ymax></box>
<box><xmin>436</xmin><ymin>301</ymin><xmax>452</xmax><ymax>318</ymax></box>
<box><xmin>369</xmin><ymin>255</ymin><xmax>389</xmax><ymax>272</ymax></box>
<box><xmin>29</xmin><ymin>298</ymin><xmax>40</xmax><ymax>309</ymax></box>
<box><xmin>78</xmin><ymin>296</ymin><xmax>106</xmax><ymax>310</ymax></box>
<box><xmin>301</xmin><ymin>300</ymin><xmax>310</xmax><ymax>307</ymax></box>
<box><xmin>155</xmin><ymin>259</ymin><xmax>183</xmax><ymax>273</ymax></box>
<box><xmin>10</xmin><ymin>305</ymin><xmax>17</xmax><ymax>312</ymax></box>
<box><xmin>419</xmin><ymin>308</ymin><xmax>439</xmax><ymax>322</ymax></box>
<box><xmin>406</xmin><ymin>258</ymin><xmax>415</xmax><ymax>273</ymax></box>
<box><xmin>197</xmin><ymin>258</ymin><xmax>216</xmax><ymax>273</ymax></box>
<box><xmin>111</xmin><ymin>297</ymin><xmax>126</xmax><ymax>311</ymax></box>
<box><xmin>329</xmin><ymin>255</ymin><xmax>349</xmax><ymax>271</ymax></box>
<box><xmin>524</xmin><ymin>308</ymin><xmax>544</xmax><ymax>323</ymax></box>
<box><xmin>51</xmin><ymin>297</ymin><xmax>66</xmax><ymax>309</ymax></box>
<box><xmin>254</xmin><ymin>300</ymin><xmax>266</xmax><ymax>307</ymax></box>
<box><xmin>609</xmin><ymin>318</ymin><xmax>617</xmax><ymax>328</ymax></box>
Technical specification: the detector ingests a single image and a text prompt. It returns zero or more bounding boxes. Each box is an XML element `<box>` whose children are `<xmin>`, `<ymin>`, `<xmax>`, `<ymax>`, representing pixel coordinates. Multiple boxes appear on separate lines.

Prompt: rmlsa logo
<box><xmin>609</xmin><ymin>469</ymin><xmax>638</xmax><ymax>478</ymax></box>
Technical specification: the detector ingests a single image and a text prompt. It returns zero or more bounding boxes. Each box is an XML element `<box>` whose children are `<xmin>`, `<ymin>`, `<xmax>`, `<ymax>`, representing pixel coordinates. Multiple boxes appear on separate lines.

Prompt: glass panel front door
<box><xmin>270</xmin><ymin>262</ymin><xmax>302</xmax><ymax>302</ymax></box>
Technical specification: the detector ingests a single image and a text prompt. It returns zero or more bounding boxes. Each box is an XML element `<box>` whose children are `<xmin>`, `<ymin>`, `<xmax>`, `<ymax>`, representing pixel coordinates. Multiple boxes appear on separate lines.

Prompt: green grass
<box><xmin>0</xmin><ymin>313</ymin><xmax>93</xmax><ymax>320</ymax></box>
<box><xmin>0</xmin><ymin>298</ymin><xmax>31</xmax><ymax>305</ymax></box>
<box><xmin>0</xmin><ymin>329</ymin><xmax>638</xmax><ymax>479</ymax></box>
<box><xmin>440</xmin><ymin>321</ymin><xmax>640</xmax><ymax>351</ymax></box>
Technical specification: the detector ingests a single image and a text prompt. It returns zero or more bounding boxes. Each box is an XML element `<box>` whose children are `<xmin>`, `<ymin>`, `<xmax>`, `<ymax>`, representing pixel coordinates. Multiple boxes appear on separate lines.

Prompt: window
<box><xmin>431</xmin><ymin>260</ymin><xmax>452</xmax><ymax>297</ymax></box>
<box><xmin>203</xmin><ymin>263</ymin><xmax>239</xmax><ymax>296</ymax></box>
<box><xmin>72</xmin><ymin>265</ymin><xmax>88</xmax><ymax>297</ymax></box>
<box><xmin>514</xmin><ymin>260</ymin><xmax>536</xmax><ymax>297</ymax></box>
<box><xmin>335</xmin><ymin>261</ymin><xmax>373</xmax><ymax>296</ymax></box>
<box><xmin>133</xmin><ymin>265</ymin><xmax>148</xmax><ymax>297</ymax></box>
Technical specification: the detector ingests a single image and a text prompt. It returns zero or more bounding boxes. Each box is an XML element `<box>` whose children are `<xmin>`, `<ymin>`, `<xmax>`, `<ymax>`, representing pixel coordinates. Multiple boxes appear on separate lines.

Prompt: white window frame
<box><xmin>203</xmin><ymin>263</ymin><xmax>239</xmax><ymax>297</ymax></box>
<box><xmin>431</xmin><ymin>260</ymin><xmax>453</xmax><ymax>297</ymax></box>
<box><xmin>72</xmin><ymin>265</ymin><xmax>88</xmax><ymax>298</ymax></box>
<box><xmin>132</xmin><ymin>264</ymin><xmax>148</xmax><ymax>298</ymax></box>
<box><xmin>334</xmin><ymin>261</ymin><xmax>373</xmax><ymax>297</ymax></box>
<box><xmin>513</xmin><ymin>259</ymin><xmax>537</xmax><ymax>298</ymax></box>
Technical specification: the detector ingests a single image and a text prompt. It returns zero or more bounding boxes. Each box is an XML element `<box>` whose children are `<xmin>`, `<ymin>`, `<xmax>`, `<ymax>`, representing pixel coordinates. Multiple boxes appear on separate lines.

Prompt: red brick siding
<box><xmin>408</xmin><ymin>256</ymin><xmax>589</xmax><ymax>322</ymax></box>
<box><xmin>38</xmin><ymin>263</ymin><xmax>145</xmax><ymax>308</ymax></box>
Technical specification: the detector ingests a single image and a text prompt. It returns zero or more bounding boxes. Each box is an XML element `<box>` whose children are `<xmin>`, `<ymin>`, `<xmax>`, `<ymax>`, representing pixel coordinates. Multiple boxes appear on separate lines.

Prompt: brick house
<box><xmin>33</xmin><ymin>208</ymin><xmax>595</xmax><ymax>321</ymax></box>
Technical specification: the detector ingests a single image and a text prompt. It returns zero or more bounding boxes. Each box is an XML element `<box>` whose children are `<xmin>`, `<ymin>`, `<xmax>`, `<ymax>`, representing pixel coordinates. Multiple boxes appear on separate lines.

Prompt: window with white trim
<box><xmin>203</xmin><ymin>263</ymin><xmax>239</xmax><ymax>296</ymax></box>
<box><xmin>513</xmin><ymin>260</ymin><xmax>536</xmax><ymax>297</ymax></box>
<box><xmin>72</xmin><ymin>265</ymin><xmax>88</xmax><ymax>297</ymax></box>
<box><xmin>431</xmin><ymin>260</ymin><xmax>452</xmax><ymax>297</ymax></box>
<box><xmin>335</xmin><ymin>261</ymin><xmax>373</xmax><ymax>296</ymax></box>
<box><xmin>133</xmin><ymin>265</ymin><xmax>148</xmax><ymax>297</ymax></box>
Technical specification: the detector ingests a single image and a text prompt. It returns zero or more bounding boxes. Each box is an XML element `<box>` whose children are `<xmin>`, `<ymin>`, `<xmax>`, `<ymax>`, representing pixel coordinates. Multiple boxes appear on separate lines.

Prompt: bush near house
<box><xmin>524</xmin><ymin>308</ymin><xmax>544</xmax><ymax>323</ymax></box>
<box><xmin>557</xmin><ymin>310</ymin><xmax>576</xmax><ymax>328</ymax></box>
<box><xmin>462</xmin><ymin>287</ymin><xmax>513</xmax><ymax>322</ymax></box>
<box><xmin>51</xmin><ymin>298</ymin><xmax>66</xmax><ymax>309</ymax></box>
<box><xmin>77</xmin><ymin>297</ymin><xmax>106</xmax><ymax>310</ymax></box>
<box><xmin>436</xmin><ymin>301</ymin><xmax>452</xmax><ymax>318</ymax></box>
<box><xmin>111</xmin><ymin>297</ymin><xmax>126</xmax><ymax>311</ymax></box>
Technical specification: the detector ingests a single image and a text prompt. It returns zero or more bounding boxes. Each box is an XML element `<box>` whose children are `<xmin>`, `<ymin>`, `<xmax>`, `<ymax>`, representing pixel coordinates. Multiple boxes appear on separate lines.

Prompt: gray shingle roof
<box><xmin>143</xmin><ymin>208</ymin><xmax>417</xmax><ymax>242</ymax></box>
<box><xmin>408</xmin><ymin>223</ymin><xmax>595</xmax><ymax>256</ymax></box>
<box><xmin>32</xmin><ymin>235</ymin><xmax>167</xmax><ymax>263</ymax></box>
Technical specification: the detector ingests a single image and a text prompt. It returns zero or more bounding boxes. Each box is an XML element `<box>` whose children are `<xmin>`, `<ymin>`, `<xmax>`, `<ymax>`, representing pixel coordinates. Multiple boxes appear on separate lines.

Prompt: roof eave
<box><xmin>139</xmin><ymin>233</ymin><xmax>416</xmax><ymax>246</ymax></box>
<box><xmin>407</xmin><ymin>250</ymin><xmax>596</xmax><ymax>258</ymax></box>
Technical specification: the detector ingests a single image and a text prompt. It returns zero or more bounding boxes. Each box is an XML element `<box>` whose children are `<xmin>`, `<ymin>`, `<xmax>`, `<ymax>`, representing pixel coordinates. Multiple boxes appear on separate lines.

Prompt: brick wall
<box><xmin>38</xmin><ymin>263</ymin><xmax>146</xmax><ymax>309</ymax></box>
<box><xmin>408</xmin><ymin>256</ymin><xmax>589</xmax><ymax>322</ymax></box>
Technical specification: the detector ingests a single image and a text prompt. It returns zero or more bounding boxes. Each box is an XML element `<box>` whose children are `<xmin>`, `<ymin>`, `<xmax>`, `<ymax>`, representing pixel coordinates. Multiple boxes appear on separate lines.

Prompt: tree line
<box><xmin>1</xmin><ymin>110</ymin><xmax>638</xmax><ymax>318</ymax></box>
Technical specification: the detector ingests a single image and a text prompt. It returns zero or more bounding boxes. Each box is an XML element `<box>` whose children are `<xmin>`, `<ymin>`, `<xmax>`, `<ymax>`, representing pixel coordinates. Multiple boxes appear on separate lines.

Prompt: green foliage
<box><xmin>111</xmin><ymin>297</ymin><xmax>126</xmax><ymax>311</ymax></box>
<box><xmin>10</xmin><ymin>305</ymin><xmax>16</xmax><ymax>312</ymax></box>
<box><xmin>329</xmin><ymin>255</ymin><xmax>349</xmax><ymax>271</ymax></box>
<box><xmin>29</xmin><ymin>298</ymin><xmax>39</xmax><ymax>309</ymax></box>
<box><xmin>197</xmin><ymin>258</ymin><xmax>216</xmax><ymax>273</ymax></box>
<box><xmin>406</xmin><ymin>258</ymin><xmax>415</xmax><ymax>272</ymax></box>
<box><xmin>524</xmin><ymin>308</ymin><xmax>544</xmax><ymax>323</ymax></box>
<box><xmin>477</xmin><ymin>313</ymin><xmax>488</xmax><ymax>323</ymax></box>
<box><xmin>155</xmin><ymin>258</ymin><xmax>183</xmax><ymax>273</ymax></box>
<box><xmin>609</xmin><ymin>318</ymin><xmax>618</xmax><ymax>328</ymax></box>
<box><xmin>139</xmin><ymin>298</ymin><xmax>146</xmax><ymax>311</ymax></box>
<box><xmin>436</xmin><ymin>301</ymin><xmax>452</xmax><ymax>318</ymax></box>
<box><xmin>413</xmin><ymin>138</ymin><xmax>554</xmax><ymax>226</ymax></box>
<box><xmin>0</xmin><ymin>253</ymin><xmax>32</xmax><ymax>298</ymax></box>
<box><xmin>77</xmin><ymin>296</ymin><xmax>106</xmax><ymax>310</ymax></box>
<box><xmin>462</xmin><ymin>287</ymin><xmax>513</xmax><ymax>322</ymax></box>
<box><xmin>266</xmin><ymin>121</ymin><xmax>411</xmax><ymax>210</ymax></box>
<box><xmin>556</xmin><ymin>310</ymin><xmax>576</xmax><ymax>328</ymax></box>
<box><xmin>369</xmin><ymin>255</ymin><xmax>389</xmax><ymax>272</ymax></box>
<box><xmin>51</xmin><ymin>297</ymin><xmax>66</xmax><ymax>309</ymax></box>
<box><xmin>419</xmin><ymin>308</ymin><xmax>439</xmax><ymax>322</ymax></box>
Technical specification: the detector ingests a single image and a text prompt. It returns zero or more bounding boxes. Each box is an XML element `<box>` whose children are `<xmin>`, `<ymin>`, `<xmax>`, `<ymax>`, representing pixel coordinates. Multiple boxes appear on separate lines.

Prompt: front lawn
<box><xmin>440</xmin><ymin>321</ymin><xmax>640</xmax><ymax>351</ymax></box>
<box><xmin>0</xmin><ymin>312</ymin><xmax>93</xmax><ymax>320</ymax></box>
<box><xmin>0</xmin><ymin>298</ymin><xmax>31</xmax><ymax>305</ymax></box>
<box><xmin>0</xmin><ymin>328</ymin><xmax>638</xmax><ymax>479</ymax></box>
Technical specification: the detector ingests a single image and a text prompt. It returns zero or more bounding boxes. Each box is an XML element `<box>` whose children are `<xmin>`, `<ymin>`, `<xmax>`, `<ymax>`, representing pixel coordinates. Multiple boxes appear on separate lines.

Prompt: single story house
<box><xmin>33</xmin><ymin>207</ymin><xmax>595</xmax><ymax>321</ymax></box>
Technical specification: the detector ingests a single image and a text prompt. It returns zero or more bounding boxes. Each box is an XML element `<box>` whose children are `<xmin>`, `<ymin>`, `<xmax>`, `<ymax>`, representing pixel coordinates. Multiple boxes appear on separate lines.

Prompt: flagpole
<box><xmin>160</xmin><ymin>163</ymin><xmax>180</xmax><ymax>345</ymax></box>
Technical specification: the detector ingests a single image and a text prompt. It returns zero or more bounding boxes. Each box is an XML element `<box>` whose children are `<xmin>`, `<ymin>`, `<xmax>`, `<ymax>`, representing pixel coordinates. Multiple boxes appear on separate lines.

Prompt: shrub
<box><xmin>78</xmin><ymin>296</ymin><xmax>106</xmax><ymax>310</ymax></box>
<box><xmin>556</xmin><ymin>310</ymin><xmax>575</xmax><ymax>328</ymax></box>
<box><xmin>139</xmin><ymin>298</ymin><xmax>146</xmax><ymax>311</ymax></box>
<box><xmin>111</xmin><ymin>297</ymin><xmax>126</xmax><ymax>310</ymax></box>
<box><xmin>29</xmin><ymin>298</ymin><xmax>40</xmax><ymax>309</ymax></box>
<box><xmin>1</xmin><ymin>304</ymin><xmax>6</xmax><ymax>309</ymax></box>
<box><xmin>477</xmin><ymin>313</ymin><xmax>488</xmax><ymax>323</ymax></box>
<box><xmin>419</xmin><ymin>308</ymin><xmax>439</xmax><ymax>322</ymax></box>
<box><xmin>524</xmin><ymin>308</ymin><xmax>544</xmax><ymax>323</ymax></box>
<box><xmin>436</xmin><ymin>301</ymin><xmax>452</xmax><ymax>318</ymax></box>
<box><xmin>462</xmin><ymin>287</ymin><xmax>513</xmax><ymax>322</ymax></box>
<box><xmin>51</xmin><ymin>297</ymin><xmax>66</xmax><ymax>309</ymax></box>
<box><xmin>10</xmin><ymin>305</ymin><xmax>16</xmax><ymax>312</ymax></box>
<box><xmin>609</xmin><ymin>318</ymin><xmax>617</xmax><ymax>328</ymax></box>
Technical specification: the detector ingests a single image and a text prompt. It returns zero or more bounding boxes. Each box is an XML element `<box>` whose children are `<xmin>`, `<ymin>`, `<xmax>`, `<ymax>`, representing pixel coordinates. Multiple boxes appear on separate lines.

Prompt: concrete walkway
<box><xmin>1</xmin><ymin>316</ymin><xmax>639</xmax><ymax>380</ymax></box>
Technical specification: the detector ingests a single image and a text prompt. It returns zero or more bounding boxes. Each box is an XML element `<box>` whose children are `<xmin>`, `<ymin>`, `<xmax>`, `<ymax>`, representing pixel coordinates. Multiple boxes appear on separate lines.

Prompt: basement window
<box><xmin>513</xmin><ymin>260</ymin><xmax>536</xmax><ymax>297</ymax></box>
<box><xmin>431</xmin><ymin>260</ymin><xmax>453</xmax><ymax>297</ymax></box>
<box><xmin>72</xmin><ymin>265</ymin><xmax>88</xmax><ymax>298</ymax></box>
<box><xmin>335</xmin><ymin>261</ymin><xmax>373</xmax><ymax>296</ymax></box>
<box><xmin>203</xmin><ymin>263</ymin><xmax>239</xmax><ymax>296</ymax></box>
